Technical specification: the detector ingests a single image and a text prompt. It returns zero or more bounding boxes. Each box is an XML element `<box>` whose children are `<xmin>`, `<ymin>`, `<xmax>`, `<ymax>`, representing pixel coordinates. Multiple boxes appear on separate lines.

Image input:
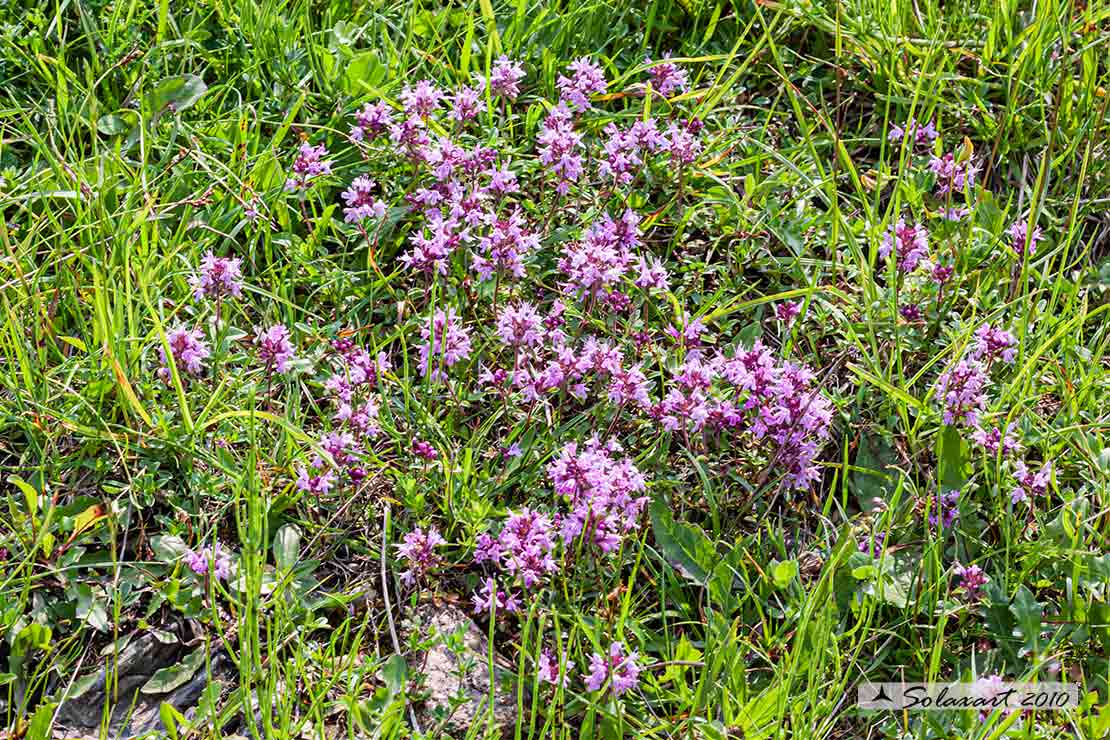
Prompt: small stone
<box><xmin>408</xmin><ymin>604</ymin><xmax>518</xmax><ymax>735</ymax></box>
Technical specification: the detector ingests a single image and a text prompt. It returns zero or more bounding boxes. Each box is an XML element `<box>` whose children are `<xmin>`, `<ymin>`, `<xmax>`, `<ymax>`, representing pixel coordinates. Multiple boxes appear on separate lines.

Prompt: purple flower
<box><xmin>599</xmin><ymin>137</ymin><xmax>638</xmax><ymax>186</ymax></box>
<box><xmin>647</xmin><ymin>54</ymin><xmax>688</xmax><ymax>97</ymax></box>
<box><xmin>255</xmin><ymin>324</ymin><xmax>296</xmax><ymax>374</ymax></box>
<box><xmin>418</xmin><ymin>308</ymin><xmax>472</xmax><ymax>380</ymax></box>
<box><xmin>1010</xmin><ymin>460</ymin><xmax>1051</xmax><ymax>504</ymax></box>
<box><xmin>635</xmin><ymin>256</ymin><xmax>670</xmax><ymax>292</ymax></box>
<box><xmin>664</xmin><ymin>315</ymin><xmax>706</xmax><ymax>349</ymax></box>
<box><xmin>284</xmin><ymin>141</ymin><xmax>333</xmax><ymax>191</ymax></box>
<box><xmin>608</xmin><ymin>364</ymin><xmax>652</xmax><ymax>409</ymax></box>
<box><xmin>888</xmin><ymin>117</ymin><xmax>938</xmax><ymax>146</ymax></box>
<box><xmin>485</xmin><ymin>164</ymin><xmax>519</xmax><ymax>196</ymax></box>
<box><xmin>450</xmin><ymin>84</ymin><xmax>483</xmax><ymax>123</ymax></box>
<box><xmin>537</xmin><ymin>103</ymin><xmax>584</xmax><ymax>195</ymax></box>
<box><xmin>715</xmin><ymin>342</ymin><xmax>835</xmax><ymax>489</ymax></box>
<box><xmin>471</xmin><ymin>577</ymin><xmax>521</xmax><ymax>614</ymax></box>
<box><xmin>585</xmin><ymin>641</ymin><xmax>641</xmax><ymax>695</ymax></box>
<box><xmin>941</xmin><ymin>206</ymin><xmax>971</xmax><ymax>222</ymax></box>
<box><xmin>557</xmin><ymin>57</ymin><xmax>607</xmax><ymax>110</ymax></box>
<box><xmin>413</xmin><ymin>440</ymin><xmax>438</xmax><ymax>460</ymax></box>
<box><xmin>341</xmin><ymin>176</ymin><xmax>387</xmax><ymax>223</ymax></box>
<box><xmin>934</xmin><ymin>360</ymin><xmax>989</xmax><ymax>427</ymax></box>
<box><xmin>775</xmin><ymin>301</ymin><xmax>802</xmax><ymax>325</ymax></box>
<box><xmin>927</xmin><ymin>260</ymin><xmax>955</xmax><ymax>284</ymax></box>
<box><xmin>558</xmin><ymin>210</ymin><xmax>640</xmax><ymax>297</ymax></box>
<box><xmin>899</xmin><ymin>303</ymin><xmax>923</xmax><ymax>322</ymax></box>
<box><xmin>548</xmin><ymin>438</ymin><xmax>648</xmax><ymax>552</ymax></box>
<box><xmin>928</xmin><ymin>152</ymin><xmax>978</xmax><ymax>197</ymax></box>
<box><xmin>665</xmin><ymin>119</ymin><xmax>702</xmax><ymax>166</ymax></box>
<box><xmin>389</xmin><ymin>116</ymin><xmax>431</xmax><ymax>162</ymax></box>
<box><xmin>1008</xmin><ymin>220</ymin><xmax>1044</xmax><ymax>256</ymax></box>
<box><xmin>953</xmin><ymin>562</ymin><xmax>987</xmax><ymax>601</ymax></box>
<box><xmin>397</xmin><ymin>527</ymin><xmax>446</xmax><ymax>586</ymax></box>
<box><xmin>185</xmin><ymin>544</ymin><xmax>232</xmax><ymax>581</ymax></box>
<box><xmin>497</xmin><ymin>302</ymin><xmax>545</xmax><ymax>348</ymax></box>
<box><xmin>880</xmin><ymin>219</ymin><xmax>929</xmax><ymax>272</ymax></box>
<box><xmin>499</xmin><ymin>508</ymin><xmax>558</xmax><ymax>587</ymax></box>
<box><xmin>538</xmin><ymin>649</ymin><xmax>574</xmax><ymax>687</ymax></box>
<box><xmin>472</xmin><ymin>210</ymin><xmax>538</xmax><ymax>281</ymax></box>
<box><xmin>859</xmin><ymin>531</ymin><xmax>886</xmax><ymax>558</ymax></box>
<box><xmin>929</xmin><ymin>488</ymin><xmax>961</xmax><ymax>529</ymax></box>
<box><xmin>158</xmin><ymin>326</ymin><xmax>210</xmax><ymax>383</ymax></box>
<box><xmin>488</xmin><ymin>56</ymin><xmax>525</xmax><ymax>100</ymax></box>
<box><xmin>190</xmin><ymin>252</ymin><xmax>243</xmax><ymax>302</ymax></box>
<box><xmin>402</xmin><ymin>212</ymin><xmax>468</xmax><ymax>275</ymax></box>
<box><xmin>971</xmin><ymin>423</ymin><xmax>1021</xmax><ymax>457</ymax></box>
<box><xmin>400</xmin><ymin>80</ymin><xmax>444</xmax><ymax>119</ymax></box>
<box><xmin>972</xmin><ymin>324</ymin><xmax>1017</xmax><ymax>364</ymax></box>
<box><xmin>296</xmin><ymin>461</ymin><xmax>337</xmax><ymax>495</ymax></box>
<box><xmin>320</xmin><ymin>430</ymin><xmax>361</xmax><ymax>467</ymax></box>
<box><xmin>244</xmin><ymin>198</ymin><xmax>261</xmax><ymax>223</ymax></box>
<box><xmin>350</xmin><ymin>101</ymin><xmax>393</xmax><ymax>141</ymax></box>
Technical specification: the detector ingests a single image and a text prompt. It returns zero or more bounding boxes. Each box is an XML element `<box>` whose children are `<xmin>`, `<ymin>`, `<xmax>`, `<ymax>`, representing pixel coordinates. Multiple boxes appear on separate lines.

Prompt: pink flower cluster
<box><xmin>880</xmin><ymin>218</ymin><xmax>930</xmax><ymax>273</ymax></box>
<box><xmin>419</xmin><ymin>308</ymin><xmax>473</xmax><ymax>381</ymax></box>
<box><xmin>397</xmin><ymin>527</ymin><xmax>446</xmax><ymax>586</ymax></box>
<box><xmin>548</xmin><ymin>438</ymin><xmax>648</xmax><ymax>552</ymax></box>
<box><xmin>472</xmin><ymin>508</ymin><xmax>559</xmax><ymax>613</ymax></box>
<box><xmin>285</xmin><ymin>141</ymin><xmax>333</xmax><ymax>191</ymax></box>
<box><xmin>158</xmin><ymin>326</ymin><xmax>210</xmax><ymax>383</ymax></box>
<box><xmin>185</xmin><ymin>544</ymin><xmax>232</xmax><ymax>581</ymax></box>
<box><xmin>934</xmin><ymin>360</ymin><xmax>989</xmax><ymax>427</ymax></box>
<box><xmin>1010</xmin><ymin>460</ymin><xmax>1051</xmax><ymax>504</ymax></box>
<box><xmin>191</xmin><ymin>252</ymin><xmax>243</xmax><ymax>301</ymax></box>
<box><xmin>255</xmin><ymin>324</ymin><xmax>296</xmax><ymax>374</ymax></box>
<box><xmin>972</xmin><ymin>324</ymin><xmax>1018</xmax><ymax>365</ymax></box>
<box><xmin>585</xmin><ymin>641</ymin><xmax>642</xmax><ymax>695</ymax></box>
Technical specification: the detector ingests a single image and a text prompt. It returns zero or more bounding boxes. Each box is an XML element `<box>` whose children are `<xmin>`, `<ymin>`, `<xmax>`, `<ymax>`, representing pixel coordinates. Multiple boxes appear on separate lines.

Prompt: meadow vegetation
<box><xmin>1</xmin><ymin>0</ymin><xmax>1110</xmax><ymax>737</ymax></box>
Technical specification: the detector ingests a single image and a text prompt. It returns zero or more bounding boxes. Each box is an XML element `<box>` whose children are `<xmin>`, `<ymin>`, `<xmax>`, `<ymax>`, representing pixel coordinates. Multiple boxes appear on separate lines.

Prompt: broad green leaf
<box><xmin>273</xmin><ymin>524</ymin><xmax>301</xmax><ymax>571</ymax></box>
<box><xmin>142</xmin><ymin>648</ymin><xmax>206</xmax><ymax>694</ymax></box>
<box><xmin>75</xmin><ymin>584</ymin><xmax>109</xmax><ymax>632</ymax></box>
<box><xmin>9</xmin><ymin>475</ymin><xmax>38</xmax><ymax>518</ymax></box>
<box><xmin>1010</xmin><ymin>585</ymin><xmax>1043</xmax><ymax>656</ymax></box>
<box><xmin>346</xmin><ymin>51</ymin><xmax>387</xmax><ymax>94</ymax></box>
<box><xmin>151</xmin><ymin>535</ymin><xmax>190</xmax><ymax>562</ymax></box>
<box><xmin>771</xmin><ymin>559</ymin><xmax>798</xmax><ymax>589</ymax></box>
<box><xmin>383</xmin><ymin>654</ymin><xmax>407</xmax><ymax>696</ymax></box>
<box><xmin>649</xmin><ymin>496</ymin><xmax>715</xmax><ymax>584</ymax></box>
<box><xmin>148</xmin><ymin>75</ymin><xmax>208</xmax><ymax>123</ymax></box>
<box><xmin>937</xmin><ymin>425</ymin><xmax>967</xmax><ymax>491</ymax></box>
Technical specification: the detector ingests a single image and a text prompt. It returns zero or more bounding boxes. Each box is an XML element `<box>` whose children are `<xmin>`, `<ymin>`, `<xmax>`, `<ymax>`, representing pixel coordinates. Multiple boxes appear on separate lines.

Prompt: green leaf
<box><xmin>28</xmin><ymin>701</ymin><xmax>57</xmax><ymax>740</ymax></box>
<box><xmin>141</xmin><ymin>648</ymin><xmax>206</xmax><ymax>694</ymax></box>
<box><xmin>345</xmin><ymin>51</ymin><xmax>387</xmax><ymax>94</ymax></box>
<box><xmin>148</xmin><ymin>75</ymin><xmax>208</xmax><ymax>123</ymax></box>
<box><xmin>273</xmin><ymin>524</ymin><xmax>301</xmax><ymax>571</ymax></box>
<box><xmin>159</xmin><ymin>701</ymin><xmax>186</xmax><ymax>740</ymax></box>
<box><xmin>937</xmin><ymin>425</ymin><xmax>967</xmax><ymax>491</ymax></box>
<box><xmin>13</xmin><ymin>623</ymin><xmax>52</xmax><ymax>656</ymax></box>
<box><xmin>75</xmin><ymin>584</ymin><xmax>109</xmax><ymax>632</ymax></box>
<box><xmin>1010</xmin><ymin>585</ymin><xmax>1043</xmax><ymax>656</ymax></box>
<box><xmin>9</xmin><ymin>475</ymin><xmax>38</xmax><ymax>518</ymax></box>
<box><xmin>851</xmin><ymin>432</ymin><xmax>899</xmax><ymax>511</ymax></box>
<box><xmin>96</xmin><ymin>111</ymin><xmax>139</xmax><ymax>135</ymax></box>
<box><xmin>736</xmin><ymin>684</ymin><xmax>783</xmax><ymax>740</ymax></box>
<box><xmin>649</xmin><ymin>496</ymin><xmax>716</xmax><ymax>585</ymax></box>
<box><xmin>771</xmin><ymin>559</ymin><xmax>798</xmax><ymax>589</ymax></box>
<box><xmin>382</xmin><ymin>654</ymin><xmax>407</xmax><ymax>697</ymax></box>
<box><xmin>151</xmin><ymin>535</ymin><xmax>190</xmax><ymax>562</ymax></box>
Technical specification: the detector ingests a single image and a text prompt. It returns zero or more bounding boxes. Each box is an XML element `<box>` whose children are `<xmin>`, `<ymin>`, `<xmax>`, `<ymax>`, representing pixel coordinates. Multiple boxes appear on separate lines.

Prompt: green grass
<box><xmin>2</xmin><ymin>0</ymin><xmax>1110</xmax><ymax>738</ymax></box>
